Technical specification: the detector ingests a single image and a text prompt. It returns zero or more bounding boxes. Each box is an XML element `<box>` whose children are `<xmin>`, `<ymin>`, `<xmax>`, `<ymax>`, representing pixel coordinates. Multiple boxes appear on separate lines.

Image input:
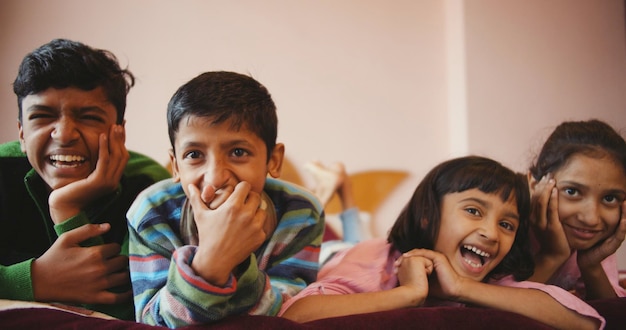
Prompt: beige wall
<box><xmin>1</xmin><ymin>0</ymin><xmax>626</xmax><ymax>267</ymax></box>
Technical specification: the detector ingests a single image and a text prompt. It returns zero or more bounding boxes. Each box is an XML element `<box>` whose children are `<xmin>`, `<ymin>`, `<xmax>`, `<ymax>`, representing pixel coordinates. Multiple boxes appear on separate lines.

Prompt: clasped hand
<box><xmin>188</xmin><ymin>181</ymin><xmax>267</xmax><ymax>286</ymax></box>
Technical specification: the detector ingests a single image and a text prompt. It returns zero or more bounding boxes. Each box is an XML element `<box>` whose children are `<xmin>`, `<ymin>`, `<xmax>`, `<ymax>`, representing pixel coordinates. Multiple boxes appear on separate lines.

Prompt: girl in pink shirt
<box><xmin>280</xmin><ymin>156</ymin><xmax>604</xmax><ymax>330</ymax></box>
<box><xmin>528</xmin><ymin>119</ymin><xmax>626</xmax><ymax>300</ymax></box>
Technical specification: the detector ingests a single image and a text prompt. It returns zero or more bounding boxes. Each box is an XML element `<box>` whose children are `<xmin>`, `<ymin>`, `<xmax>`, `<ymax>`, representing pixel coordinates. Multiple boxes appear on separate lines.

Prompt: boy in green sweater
<box><xmin>0</xmin><ymin>38</ymin><xmax>170</xmax><ymax>320</ymax></box>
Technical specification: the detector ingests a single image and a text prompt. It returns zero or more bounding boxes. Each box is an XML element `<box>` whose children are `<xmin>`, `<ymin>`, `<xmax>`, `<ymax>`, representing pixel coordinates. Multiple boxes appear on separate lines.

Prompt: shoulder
<box><xmin>0</xmin><ymin>141</ymin><xmax>25</xmax><ymax>158</ymax></box>
<box><xmin>127</xmin><ymin>178</ymin><xmax>185</xmax><ymax>227</ymax></box>
<box><xmin>125</xmin><ymin>150</ymin><xmax>171</xmax><ymax>182</ymax></box>
<box><xmin>264</xmin><ymin>177</ymin><xmax>323</xmax><ymax>212</ymax></box>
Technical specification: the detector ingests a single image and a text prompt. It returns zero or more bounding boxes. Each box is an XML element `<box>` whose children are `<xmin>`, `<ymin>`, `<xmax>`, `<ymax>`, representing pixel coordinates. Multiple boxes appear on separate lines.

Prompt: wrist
<box><xmin>191</xmin><ymin>249</ymin><xmax>232</xmax><ymax>286</ymax></box>
<box><xmin>393</xmin><ymin>286</ymin><xmax>427</xmax><ymax>307</ymax></box>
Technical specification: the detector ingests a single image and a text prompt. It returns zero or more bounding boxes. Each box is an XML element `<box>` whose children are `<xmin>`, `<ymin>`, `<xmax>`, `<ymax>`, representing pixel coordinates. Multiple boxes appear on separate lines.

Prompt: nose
<box><xmin>203</xmin><ymin>157</ymin><xmax>230</xmax><ymax>190</ymax></box>
<box><xmin>478</xmin><ymin>219</ymin><xmax>499</xmax><ymax>243</ymax></box>
<box><xmin>50</xmin><ymin>116</ymin><xmax>79</xmax><ymax>144</ymax></box>
<box><xmin>577</xmin><ymin>200</ymin><xmax>601</xmax><ymax>227</ymax></box>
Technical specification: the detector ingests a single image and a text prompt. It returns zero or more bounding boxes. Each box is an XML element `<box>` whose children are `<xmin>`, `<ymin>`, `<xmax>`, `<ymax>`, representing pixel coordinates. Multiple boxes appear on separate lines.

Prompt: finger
<box><xmin>96</xmin><ymin>243</ymin><xmax>124</xmax><ymax>260</ymax></box>
<box><xmin>208</xmin><ymin>185</ymin><xmax>234</xmax><ymax>210</ymax></box>
<box><xmin>213</xmin><ymin>181</ymin><xmax>252</xmax><ymax>210</ymax></box>
<box><xmin>531</xmin><ymin>177</ymin><xmax>555</xmax><ymax>229</ymax></box>
<box><xmin>92</xmin><ymin>289</ymin><xmax>133</xmax><ymax>305</ymax></box>
<box><xmin>96</xmin><ymin>132</ymin><xmax>110</xmax><ymax>176</ymax></box>
<box><xmin>103</xmin><ymin>269</ymin><xmax>131</xmax><ymax>289</ymax></box>
<box><xmin>199</xmin><ymin>184</ymin><xmax>216</xmax><ymax>205</ymax></box>
<box><xmin>547</xmin><ymin>186</ymin><xmax>560</xmax><ymax>229</ymax></box>
<box><xmin>59</xmin><ymin>223</ymin><xmax>111</xmax><ymax>246</ymax></box>
<box><xmin>107</xmin><ymin>125</ymin><xmax>129</xmax><ymax>179</ymax></box>
<box><xmin>104</xmin><ymin>254</ymin><xmax>130</xmax><ymax>273</ymax></box>
<box><xmin>187</xmin><ymin>184</ymin><xmax>210</xmax><ymax>212</ymax></box>
<box><xmin>614</xmin><ymin>201</ymin><xmax>626</xmax><ymax>242</ymax></box>
<box><xmin>403</xmin><ymin>249</ymin><xmax>438</xmax><ymax>260</ymax></box>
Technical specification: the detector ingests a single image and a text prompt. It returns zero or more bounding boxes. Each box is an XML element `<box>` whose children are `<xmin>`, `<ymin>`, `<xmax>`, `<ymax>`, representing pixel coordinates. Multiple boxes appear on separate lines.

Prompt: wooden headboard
<box><xmin>279</xmin><ymin>158</ymin><xmax>408</xmax><ymax>215</ymax></box>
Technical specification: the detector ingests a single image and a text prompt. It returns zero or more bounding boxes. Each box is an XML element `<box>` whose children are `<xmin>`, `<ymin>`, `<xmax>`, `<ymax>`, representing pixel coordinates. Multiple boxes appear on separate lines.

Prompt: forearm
<box><xmin>580</xmin><ymin>263</ymin><xmax>617</xmax><ymax>300</ymax></box>
<box><xmin>457</xmin><ymin>281</ymin><xmax>600</xmax><ymax>330</ymax></box>
<box><xmin>137</xmin><ymin>247</ymin><xmax>265</xmax><ymax>326</ymax></box>
<box><xmin>528</xmin><ymin>254</ymin><xmax>564</xmax><ymax>283</ymax></box>
<box><xmin>281</xmin><ymin>287</ymin><xmax>424</xmax><ymax>323</ymax></box>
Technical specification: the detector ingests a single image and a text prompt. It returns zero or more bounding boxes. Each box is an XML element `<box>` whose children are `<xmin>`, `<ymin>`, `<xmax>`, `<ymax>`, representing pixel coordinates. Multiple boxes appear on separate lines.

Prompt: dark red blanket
<box><xmin>1</xmin><ymin>298</ymin><xmax>623</xmax><ymax>329</ymax></box>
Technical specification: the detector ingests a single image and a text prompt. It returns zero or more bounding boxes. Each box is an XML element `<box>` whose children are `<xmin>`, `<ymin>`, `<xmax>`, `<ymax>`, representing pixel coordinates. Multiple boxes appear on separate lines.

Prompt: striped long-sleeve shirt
<box><xmin>127</xmin><ymin>178</ymin><xmax>324</xmax><ymax>328</ymax></box>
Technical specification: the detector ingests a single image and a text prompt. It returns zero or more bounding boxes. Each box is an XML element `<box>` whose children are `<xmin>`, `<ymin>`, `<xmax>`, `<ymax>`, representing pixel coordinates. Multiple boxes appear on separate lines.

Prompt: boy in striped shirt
<box><xmin>127</xmin><ymin>71</ymin><xmax>324</xmax><ymax>328</ymax></box>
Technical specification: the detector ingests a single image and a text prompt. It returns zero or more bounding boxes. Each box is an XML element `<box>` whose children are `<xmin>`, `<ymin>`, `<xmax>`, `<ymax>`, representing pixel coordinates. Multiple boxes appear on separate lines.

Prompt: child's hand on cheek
<box><xmin>530</xmin><ymin>177</ymin><xmax>570</xmax><ymax>264</ymax></box>
<box><xmin>49</xmin><ymin>125</ymin><xmax>129</xmax><ymax>224</ymax></box>
<box><xmin>189</xmin><ymin>181</ymin><xmax>267</xmax><ymax>286</ymax></box>
<box><xmin>578</xmin><ymin>200</ymin><xmax>626</xmax><ymax>269</ymax></box>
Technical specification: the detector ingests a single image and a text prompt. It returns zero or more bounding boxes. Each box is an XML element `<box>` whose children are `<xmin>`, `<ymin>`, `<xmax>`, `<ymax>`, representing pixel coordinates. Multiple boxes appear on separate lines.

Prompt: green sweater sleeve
<box><xmin>53</xmin><ymin>211</ymin><xmax>104</xmax><ymax>246</ymax></box>
<box><xmin>0</xmin><ymin>259</ymin><xmax>35</xmax><ymax>300</ymax></box>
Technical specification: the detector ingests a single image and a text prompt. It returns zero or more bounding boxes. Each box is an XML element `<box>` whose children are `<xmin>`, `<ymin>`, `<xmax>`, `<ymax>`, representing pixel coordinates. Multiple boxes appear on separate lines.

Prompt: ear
<box><xmin>17</xmin><ymin>120</ymin><xmax>26</xmax><ymax>153</ymax></box>
<box><xmin>168</xmin><ymin>149</ymin><xmax>181</xmax><ymax>183</ymax></box>
<box><xmin>266</xmin><ymin>143</ymin><xmax>285</xmax><ymax>178</ymax></box>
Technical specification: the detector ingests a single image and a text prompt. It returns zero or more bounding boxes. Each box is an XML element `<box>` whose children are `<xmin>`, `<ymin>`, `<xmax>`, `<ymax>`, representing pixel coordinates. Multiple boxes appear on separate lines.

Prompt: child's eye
<box><xmin>563</xmin><ymin>187</ymin><xmax>579</xmax><ymax>197</ymax></box>
<box><xmin>81</xmin><ymin>115</ymin><xmax>105</xmax><ymax>123</ymax></box>
<box><xmin>28</xmin><ymin>113</ymin><xmax>54</xmax><ymax>120</ymax></box>
<box><xmin>231</xmin><ymin>148</ymin><xmax>250</xmax><ymax>158</ymax></box>
<box><xmin>183</xmin><ymin>151</ymin><xmax>201</xmax><ymax>159</ymax></box>
<box><xmin>603</xmin><ymin>194</ymin><xmax>623</xmax><ymax>206</ymax></box>
<box><xmin>499</xmin><ymin>221</ymin><xmax>516</xmax><ymax>232</ymax></box>
<box><xmin>465</xmin><ymin>207</ymin><xmax>481</xmax><ymax>216</ymax></box>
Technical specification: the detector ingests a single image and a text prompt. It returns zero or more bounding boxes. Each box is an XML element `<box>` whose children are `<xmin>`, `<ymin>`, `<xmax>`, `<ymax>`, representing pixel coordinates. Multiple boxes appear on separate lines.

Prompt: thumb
<box><xmin>187</xmin><ymin>184</ymin><xmax>209</xmax><ymax>212</ymax></box>
<box><xmin>59</xmin><ymin>223</ymin><xmax>110</xmax><ymax>246</ymax></box>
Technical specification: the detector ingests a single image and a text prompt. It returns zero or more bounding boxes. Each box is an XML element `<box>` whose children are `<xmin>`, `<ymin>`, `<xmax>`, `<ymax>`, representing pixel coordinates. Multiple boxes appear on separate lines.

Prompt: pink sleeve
<box><xmin>279</xmin><ymin>239</ymin><xmax>396</xmax><ymax>316</ymax></box>
<box><xmin>600</xmin><ymin>254</ymin><xmax>626</xmax><ymax>297</ymax></box>
<box><xmin>494</xmin><ymin>276</ymin><xmax>606</xmax><ymax>329</ymax></box>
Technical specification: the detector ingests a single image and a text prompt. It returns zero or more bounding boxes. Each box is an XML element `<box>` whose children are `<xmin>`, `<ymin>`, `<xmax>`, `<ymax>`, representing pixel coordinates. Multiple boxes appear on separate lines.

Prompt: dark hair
<box><xmin>388</xmin><ymin>156</ymin><xmax>534</xmax><ymax>281</ymax></box>
<box><xmin>13</xmin><ymin>38</ymin><xmax>135</xmax><ymax>124</ymax></box>
<box><xmin>529</xmin><ymin>119</ymin><xmax>626</xmax><ymax>180</ymax></box>
<box><xmin>167</xmin><ymin>71</ymin><xmax>277</xmax><ymax>161</ymax></box>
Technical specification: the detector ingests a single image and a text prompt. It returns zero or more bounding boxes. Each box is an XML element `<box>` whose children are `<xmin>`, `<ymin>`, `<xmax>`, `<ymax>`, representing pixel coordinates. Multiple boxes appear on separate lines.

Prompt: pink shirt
<box><xmin>280</xmin><ymin>239</ymin><xmax>605</xmax><ymax>328</ymax></box>
<box><xmin>547</xmin><ymin>251</ymin><xmax>626</xmax><ymax>298</ymax></box>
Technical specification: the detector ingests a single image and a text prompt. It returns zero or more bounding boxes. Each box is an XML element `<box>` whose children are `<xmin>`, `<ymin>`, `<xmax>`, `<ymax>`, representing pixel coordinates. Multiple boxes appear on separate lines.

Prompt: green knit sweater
<box><xmin>0</xmin><ymin>140</ymin><xmax>171</xmax><ymax>320</ymax></box>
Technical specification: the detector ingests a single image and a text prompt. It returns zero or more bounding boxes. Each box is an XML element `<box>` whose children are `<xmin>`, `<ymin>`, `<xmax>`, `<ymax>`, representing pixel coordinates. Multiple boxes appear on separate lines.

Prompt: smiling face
<box><xmin>552</xmin><ymin>154</ymin><xmax>626</xmax><ymax>251</ymax></box>
<box><xmin>434</xmin><ymin>188</ymin><xmax>520</xmax><ymax>281</ymax></box>
<box><xmin>170</xmin><ymin>115</ymin><xmax>283</xmax><ymax>199</ymax></box>
<box><xmin>18</xmin><ymin>86</ymin><xmax>118</xmax><ymax>191</ymax></box>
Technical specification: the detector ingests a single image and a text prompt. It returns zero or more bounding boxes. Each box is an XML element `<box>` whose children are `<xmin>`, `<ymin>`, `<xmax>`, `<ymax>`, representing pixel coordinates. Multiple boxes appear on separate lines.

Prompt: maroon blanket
<box><xmin>1</xmin><ymin>298</ymin><xmax>624</xmax><ymax>329</ymax></box>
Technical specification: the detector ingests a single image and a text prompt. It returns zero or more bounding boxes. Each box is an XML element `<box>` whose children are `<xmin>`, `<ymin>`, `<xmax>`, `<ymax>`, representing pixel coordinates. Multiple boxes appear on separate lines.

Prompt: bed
<box><xmin>1</xmin><ymin>297</ymin><xmax>625</xmax><ymax>329</ymax></box>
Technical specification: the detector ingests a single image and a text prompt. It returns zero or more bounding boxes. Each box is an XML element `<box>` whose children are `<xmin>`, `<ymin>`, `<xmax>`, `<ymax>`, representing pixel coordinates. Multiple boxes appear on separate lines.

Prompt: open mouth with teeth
<box><xmin>461</xmin><ymin>244</ymin><xmax>491</xmax><ymax>269</ymax></box>
<box><xmin>50</xmin><ymin>155</ymin><xmax>86</xmax><ymax>168</ymax></box>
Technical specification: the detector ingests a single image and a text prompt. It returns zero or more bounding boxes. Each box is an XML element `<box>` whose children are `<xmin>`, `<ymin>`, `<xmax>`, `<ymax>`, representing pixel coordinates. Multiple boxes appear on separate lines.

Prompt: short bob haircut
<box><xmin>166</xmin><ymin>71</ymin><xmax>277</xmax><ymax>161</ymax></box>
<box><xmin>388</xmin><ymin>155</ymin><xmax>534</xmax><ymax>281</ymax></box>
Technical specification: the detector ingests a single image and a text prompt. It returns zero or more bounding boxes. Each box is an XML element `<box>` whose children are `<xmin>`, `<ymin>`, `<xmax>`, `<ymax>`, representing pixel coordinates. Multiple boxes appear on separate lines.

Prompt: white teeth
<box><xmin>463</xmin><ymin>258</ymin><xmax>482</xmax><ymax>268</ymax></box>
<box><xmin>463</xmin><ymin>244</ymin><xmax>490</xmax><ymax>257</ymax></box>
<box><xmin>50</xmin><ymin>155</ymin><xmax>85</xmax><ymax>162</ymax></box>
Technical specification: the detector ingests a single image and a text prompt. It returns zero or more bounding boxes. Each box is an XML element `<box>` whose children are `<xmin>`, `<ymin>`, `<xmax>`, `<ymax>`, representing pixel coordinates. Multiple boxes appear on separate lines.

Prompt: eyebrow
<box><xmin>460</xmin><ymin>196</ymin><xmax>520</xmax><ymax>220</ymax></box>
<box><xmin>25</xmin><ymin>104</ymin><xmax>108</xmax><ymax>114</ymax></box>
<box><xmin>178</xmin><ymin>139</ymin><xmax>256</xmax><ymax>150</ymax></box>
